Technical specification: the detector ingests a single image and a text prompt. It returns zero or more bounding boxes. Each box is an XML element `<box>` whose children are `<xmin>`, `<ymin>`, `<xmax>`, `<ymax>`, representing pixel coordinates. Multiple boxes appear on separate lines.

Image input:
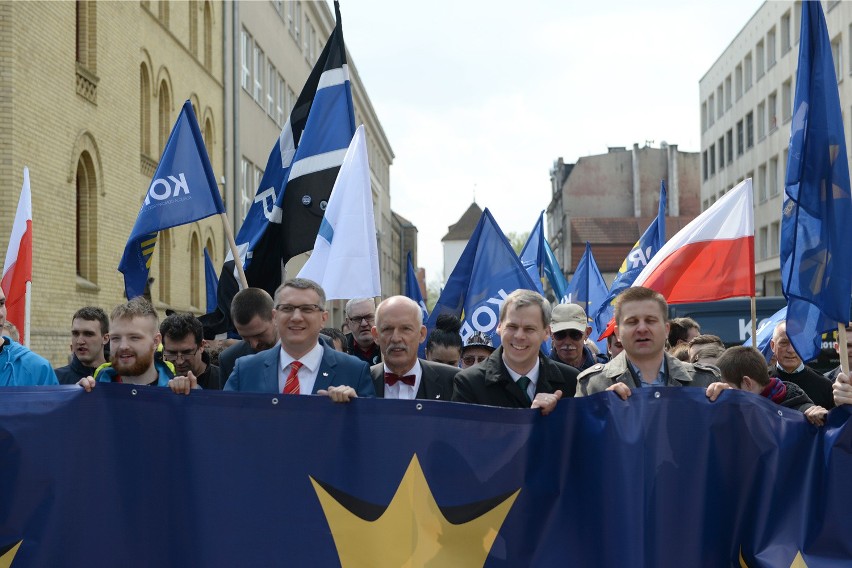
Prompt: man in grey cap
<box><xmin>459</xmin><ymin>331</ymin><xmax>496</xmax><ymax>369</ymax></box>
<box><xmin>549</xmin><ymin>303</ymin><xmax>606</xmax><ymax>371</ymax></box>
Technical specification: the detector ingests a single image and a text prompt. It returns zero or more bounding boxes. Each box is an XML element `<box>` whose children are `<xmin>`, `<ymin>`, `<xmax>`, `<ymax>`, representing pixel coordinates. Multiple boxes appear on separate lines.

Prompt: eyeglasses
<box><xmin>163</xmin><ymin>346</ymin><xmax>200</xmax><ymax>362</ymax></box>
<box><xmin>348</xmin><ymin>314</ymin><xmax>375</xmax><ymax>325</ymax></box>
<box><xmin>553</xmin><ymin>329</ymin><xmax>584</xmax><ymax>341</ymax></box>
<box><xmin>275</xmin><ymin>304</ymin><xmax>323</xmax><ymax>314</ymax></box>
<box><xmin>462</xmin><ymin>354</ymin><xmax>489</xmax><ymax>366</ymax></box>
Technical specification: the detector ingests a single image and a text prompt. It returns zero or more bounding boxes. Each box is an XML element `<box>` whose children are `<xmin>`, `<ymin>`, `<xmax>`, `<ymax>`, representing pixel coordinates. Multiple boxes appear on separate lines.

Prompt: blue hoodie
<box><xmin>94</xmin><ymin>359</ymin><xmax>175</xmax><ymax>386</ymax></box>
<box><xmin>0</xmin><ymin>336</ymin><xmax>58</xmax><ymax>386</ymax></box>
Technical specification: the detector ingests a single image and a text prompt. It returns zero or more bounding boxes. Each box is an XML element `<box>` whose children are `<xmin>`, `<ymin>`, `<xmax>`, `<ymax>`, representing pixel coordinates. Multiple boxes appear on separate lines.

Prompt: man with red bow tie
<box><xmin>370</xmin><ymin>296</ymin><xmax>457</xmax><ymax>401</ymax></box>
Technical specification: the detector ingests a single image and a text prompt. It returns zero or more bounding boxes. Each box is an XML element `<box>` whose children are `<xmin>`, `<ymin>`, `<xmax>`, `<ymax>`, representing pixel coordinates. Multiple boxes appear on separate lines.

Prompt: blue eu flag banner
<box><xmin>781</xmin><ymin>0</ymin><xmax>852</xmax><ymax>361</ymax></box>
<box><xmin>519</xmin><ymin>211</ymin><xmax>569</xmax><ymax>300</ymax></box>
<box><xmin>201</xmin><ymin>0</ymin><xmax>355</xmax><ymax>336</ymax></box>
<box><xmin>743</xmin><ymin>306</ymin><xmax>787</xmax><ymax>362</ymax></box>
<box><xmin>593</xmin><ymin>181</ymin><xmax>667</xmax><ymax>332</ymax></box>
<box><xmin>427</xmin><ymin>208</ymin><xmax>539</xmax><ymax>349</ymax></box>
<box><xmin>405</xmin><ymin>252</ymin><xmax>428</xmax><ymax>323</ymax></box>
<box><xmin>203</xmin><ymin>248</ymin><xmax>217</xmax><ymax>314</ymax></box>
<box><xmin>565</xmin><ymin>242</ymin><xmax>609</xmax><ymax>352</ymax></box>
<box><xmin>118</xmin><ymin>100</ymin><xmax>225</xmax><ymax>299</ymax></box>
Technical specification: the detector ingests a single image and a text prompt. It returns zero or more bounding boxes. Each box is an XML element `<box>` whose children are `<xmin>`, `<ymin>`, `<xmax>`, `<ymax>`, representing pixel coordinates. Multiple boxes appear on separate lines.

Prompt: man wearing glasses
<box><xmin>549</xmin><ymin>304</ymin><xmax>605</xmax><ymax>372</ymax></box>
<box><xmin>223</xmin><ymin>278</ymin><xmax>374</xmax><ymax>400</ymax></box>
<box><xmin>344</xmin><ymin>298</ymin><xmax>381</xmax><ymax>365</ymax></box>
<box><xmin>160</xmin><ymin>312</ymin><xmax>220</xmax><ymax>390</ymax></box>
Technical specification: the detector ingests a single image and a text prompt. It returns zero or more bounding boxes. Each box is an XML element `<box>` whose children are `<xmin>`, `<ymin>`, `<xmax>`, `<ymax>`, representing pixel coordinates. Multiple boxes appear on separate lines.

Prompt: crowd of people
<box><xmin>1</xmin><ymin>281</ymin><xmax>851</xmax><ymax>421</ymax></box>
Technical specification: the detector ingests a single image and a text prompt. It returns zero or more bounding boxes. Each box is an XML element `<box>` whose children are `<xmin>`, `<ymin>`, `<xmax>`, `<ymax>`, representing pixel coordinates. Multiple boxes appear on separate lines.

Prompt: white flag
<box><xmin>297</xmin><ymin>125</ymin><xmax>381</xmax><ymax>299</ymax></box>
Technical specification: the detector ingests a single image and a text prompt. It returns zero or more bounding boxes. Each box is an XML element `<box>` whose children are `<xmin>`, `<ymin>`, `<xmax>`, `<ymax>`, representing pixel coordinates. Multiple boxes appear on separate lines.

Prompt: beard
<box><xmin>111</xmin><ymin>348</ymin><xmax>155</xmax><ymax>377</ymax></box>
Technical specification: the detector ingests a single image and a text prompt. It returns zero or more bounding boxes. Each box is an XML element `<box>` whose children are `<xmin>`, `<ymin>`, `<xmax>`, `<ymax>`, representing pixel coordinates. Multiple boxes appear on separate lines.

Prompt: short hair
<box><xmin>426</xmin><ymin>313</ymin><xmax>463</xmax><ymax>353</ymax></box>
<box><xmin>345</xmin><ymin>297</ymin><xmax>375</xmax><ymax>317</ymax></box>
<box><xmin>670</xmin><ymin>343</ymin><xmax>691</xmax><ymax>362</ymax></box>
<box><xmin>499</xmin><ymin>289</ymin><xmax>551</xmax><ymax>327</ymax></box>
<box><xmin>771</xmin><ymin>320</ymin><xmax>788</xmax><ymax>344</ymax></box>
<box><xmin>111</xmin><ymin>297</ymin><xmax>158</xmax><ymax>328</ymax></box>
<box><xmin>716</xmin><ymin>346</ymin><xmax>770</xmax><ymax>388</ymax></box>
<box><xmin>688</xmin><ymin>334</ymin><xmax>725</xmax><ymax>364</ymax></box>
<box><xmin>668</xmin><ymin>317</ymin><xmax>701</xmax><ymax>346</ymax></box>
<box><xmin>274</xmin><ymin>278</ymin><xmax>326</xmax><ymax>308</ymax></box>
<box><xmin>72</xmin><ymin>306</ymin><xmax>109</xmax><ymax>335</ymax></box>
<box><xmin>321</xmin><ymin>327</ymin><xmax>348</xmax><ymax>352</ymax></box>
<box><xmin>230</xmin><ymin>288</ymin><xmax>274</xmax><ymax>325</ymax></box>
<box><xmin>159</xmin><ymin>312</ymin><xmax>203</xmax><ymax>346</ymax></box>
<box><xmin>613</xmin><ymin>287</ymin><xmax>667</xmax><ymax>325</ymax></box>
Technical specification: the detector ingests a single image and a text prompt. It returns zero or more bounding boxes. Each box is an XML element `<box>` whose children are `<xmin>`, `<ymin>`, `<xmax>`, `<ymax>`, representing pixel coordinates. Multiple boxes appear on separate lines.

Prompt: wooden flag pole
<box><xmin>220</xmin><ymin>213</ymin><xmax>248</xmax><ymax>290</ymax></box>
<box><xmin>750</xmin><ymin>295</ymin><xmax>757</xmax><ymax>346</ymax></box>
<box><xmin>838</xmin><ymin>323</ymin><xmax>849</xmax><ymax>375</ymax></box>
<box><xmin>24</xmin><ymin>280</ymin><xmax>31</xmax><ymax>348</ymax></box>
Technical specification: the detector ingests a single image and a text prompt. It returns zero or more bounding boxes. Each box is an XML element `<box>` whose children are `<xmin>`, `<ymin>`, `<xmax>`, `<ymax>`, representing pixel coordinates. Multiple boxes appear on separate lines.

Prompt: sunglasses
<box><xmin>553</xmin><ymin>329</ymin><xmax>584</xmax><ymax>341</ymax></box>
<box><xmin>462</xmin><ymin>354</ymin><xmax>489</xmax><ymax>366</ymax></box>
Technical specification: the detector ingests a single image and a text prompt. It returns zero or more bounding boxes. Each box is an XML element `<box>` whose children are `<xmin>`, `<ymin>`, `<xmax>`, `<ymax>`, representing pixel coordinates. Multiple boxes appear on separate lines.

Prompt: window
<box><xmin>726</xmin><ymin>129</ymin><xmax>733</xmax><ymax>164</ymax></box>
<box><xmin>158</xmin><ymin>0</ymin><xmax>170</xmax><ymax>27</ymax></box>
<box><xmin>717</xmin><ymin>85</ymin><xmax>723</xmax><ymax>117</ymax></box>
<box><xmin>735</xmin><ymin>64</ymin><xmax>743</xmax><ymax>100</ymax></box>
<box><xmin>770</xmin><ymin>222</ymin><xmax>780</xmax><ymax>257</ymax></box>
<box><xmin>701</xmin><ymin>101</ymin><xmax>707</xmax><ymax>132</ymax></box>
<box><xmin>709</xmin><ymin>144</ymin><xmax>716</xmax><ymax>176</ymax></box>
<box><xmin>140</xmin><ymin>64</ymin><xmax>151</xmax><ymax>156</ymax></box>
<box><xmin>782</xmin><ymin>79</ymin><xmax>793</xmax><ymax>121</ymax></box>
<box><xmin>759</xmin><ymin>226</ymin><xmax>768</xmax><ymax>260</ymax></box>
<box><xmin>204</xmin><ymin>118</ymin><xmax>214</xmax><ymax>170</ymax></box>
<box><xmin>832</xmin><ymin>35</ymin><xmax>842</xmax><ymax>82</ymax></box>
<box><xmin>188</xmin><ymin>0</ymin><xmax>198</xmax><ymax>56</ymax></box>
<box><xmin>240</xmin><ymin>157</ymin><xmax>253</xmax><ymax>222</ymax></box>
<box><xmin>718</xmin><ymin>136</ymin><xmax>725</xmax><ymax>170</ymax></box>
<box><xmin>746</xmin><ymin>112</ymin><xmax>754</xmax><ymax>149</ymax></box>
<box><xmin>702</xmin><ymin>150</ymin><xmax>708</xmax><ymax>181</ymax></box>
<box><xmin>76</xmin><ymin>151</ymin><xmax>98</xmax><ymax>283</ymax></box>
<box><xmin>758</xmin><ymin>101</ymin><xmax>766</xmax><ymax>140</ymax></box>
<box><xmin>768</xmin><ymin>92</ymin><xmax>778</xmax><ymax>132</ymax></box>
<box><xmin>770</xmin><ymin>156</ymin><xmax>779</xmax><ymax>197</ymax></box>
<box><xmin>758</xmin><ymin>164</ymin><xmax>767</xmax><ymax>202</ymax></box>
<box><xmin>737</xmin><ymin>120</ymin><xmax>744</xmax><ymax>155</ymax></box>
<box><xmin>289</xmin><ymin>1</ymin><xmax>301</xmax><ymax>42</ymax></box>
<box><xmin>756</xmin><ymin>40</ymin><xmax>765</xmax><ymax>78</ymax></box>
<box><xmin>158</xmin><ymin>80</ymin><xmax>171</xmax><ymax>155</ymax></box>
<box><xmin>190</xmin><ymin>232</ymin><xmax>201</xmax><ymax>309</ymax></box>
<box><xmin>158</xmin><ymin>229</ymin><xmax>171</xmax><ymax>304</ymax></box>
<box><xmin>277</xmin><ymin>75</ymin><xmax>286</xmax><ymax>126</ymax></box>
<box><xmin>287</xmin><ymin>86</ymin><xmax>296</xmax><ymax>114</ymax></box>
<box><xmin>745</xmin><ymin>53</ymin><xmax>753</xmax><ymax>90</ymax></box>
<box><xmin>267</xmin><ymin>60</ymin><xmax>276</xmax><ymax>116</ymax></box>
<box><xmin>782</xmin><ymin>11</ymin><xmax>792</xmax><ymax>54</ymax></box>
<box><xmin>241</xmin><ymin>29</ymin><xmax>251</xmax><ymax>91</ymax></box>
<box><xmin>794</xmin><ymin>2</ymin><xmax>802</xmax><ymax>45</ymax></box>
<box><xmin>254</xmin><ymin>166</ymin><xmax>264</xmax><ymax>198</ymax></box>
<box><xmin>767</xmin><ymin>27</ymin><xmax>776</xmax><ymax>68</ymax></box>
<box><xmin>708</xmin><ymin>94</ymin><xmax>715</xmax><ymax>127</ymax></box>
<box><xmin>76</xmin><ymin>1</ymin><xmax>97</xmax><ymax>71</ymax></box>
<box><xmin>725</xmin><ymin>76</ymin><xmax>732</xmax><ymax>109</ymax></box>
<box><xmin>305</xmin><ymin>16</ymin><xmax>316</xmax><ymax>61</ymax></box>
<box><xmin>253</xmin><ymin>44</ymin><xmax>264</xmax><ymax>103</ymax></box>
<box><xmin>203</xmin><ymin>1</ymin><xmax>212</xmax><ymax>71</ymax></box>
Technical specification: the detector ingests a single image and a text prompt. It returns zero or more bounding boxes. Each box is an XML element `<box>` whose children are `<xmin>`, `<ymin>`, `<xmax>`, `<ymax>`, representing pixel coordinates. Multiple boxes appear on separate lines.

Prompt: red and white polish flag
<box><xmin>632</xmin><ymin>178</ymin><xmax>755</xmax><ymax>303</ymax></box>
<box><xmin>2</xmin><ymin>167</ymin><xmax>33</xmax><ymax>337</ymax></box>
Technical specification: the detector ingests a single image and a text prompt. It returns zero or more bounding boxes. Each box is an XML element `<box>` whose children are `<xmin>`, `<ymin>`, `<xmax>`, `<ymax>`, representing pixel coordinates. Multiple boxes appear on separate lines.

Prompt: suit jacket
<box><xmin>224</xmin><ymin>341</ymin><xmax>375</xmax><ymax>397</ymax></box>
<box><xmin>576</xmin><ymin>351</ymin><xmax>719</xmax><ymax>396</ymax></box>
<box><xmin>452</xmin><ymin>346</ymin><xmax>578</xmax><ymax>408</ymax></box>
<box><xmin>218</xmin><ymin>340</ymin><xmax>255</xmax><ymax>389</ymax></box>
<box><xmin>370</xmin><ymin>359</ymin><xmax>456</xmax><ymax>401</ymax></box>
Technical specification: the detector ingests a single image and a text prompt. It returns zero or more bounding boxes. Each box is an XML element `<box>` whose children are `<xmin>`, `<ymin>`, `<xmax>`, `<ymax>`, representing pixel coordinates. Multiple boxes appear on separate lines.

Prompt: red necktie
<box><xmin>384</xmin><ymin>372</ymin><xmax>415</xmax><ymax>386</ymax></box>
<box><xmin>283</xmin><ymin>361</ymin><xmax>303</xmax><ymax>395</ymax></box>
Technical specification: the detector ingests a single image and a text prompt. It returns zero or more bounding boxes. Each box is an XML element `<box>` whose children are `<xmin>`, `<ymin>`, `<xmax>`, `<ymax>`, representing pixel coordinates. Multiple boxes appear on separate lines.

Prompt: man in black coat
<box><xmin>452</xmin><ymin>289</ymin><xmax>577</xmax><ymax>414</ymax></box>
<box><xmin>370</xmin><ymin>296</ymin><xmax>455</xmax><ymax>401</ymax></box>
<box><xmin>218</xmin><ymin>288</ymin><xmax>278</xmax><ymax>388</ymax></box>
<box><xmin>770</xmin><ymin>321</ymin><xmax>835</xmax><ymax>409</ymax></box>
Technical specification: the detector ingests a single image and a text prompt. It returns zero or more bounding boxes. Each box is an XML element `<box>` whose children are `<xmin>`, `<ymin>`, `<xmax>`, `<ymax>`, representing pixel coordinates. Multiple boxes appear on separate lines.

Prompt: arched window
<box><xmin>158</xmin><ymin>229</ymin><xmax>171</xmax><ymax>304</ymax></box>
<box><xmin>203</xmin><ymin>2</ymin><xmax>212</xmax><ymax>71</ymax></box>
<box><xmin>75</xmin><ymin>151</ymin><xmax>98</xmax><ymax>283</ymax></box>
<box><xmin>188</xmin><ymin>0</ymin><xmax>198</xmax><ymax>56</ymax></box>
<box><xmin>190</xmin><ymin>232</ymin><xmax>201</xmax><ymax>309</ymax></box>
<box><xmin>75</xmin><ymin>1</ymin><xmax>96</xmax><ymax>71</ymax></box>
<box><xmin>158</xmin><ymin>0</ymin><xmax>169</xmax><ymax>27</ymax></box>
<box><xmin>158</xmin><ymin>80</ymin><xmax>171</xmax><ymax>156</ymax></box>
<box><xmin>140</xmin><ymin>64</ymin><xmax>151</xmax><ymax>156</ymax></box>
<box><xmin>204</xmin><ymin>116</ymin><xmax>214</xmax><ymax>169</ymax></box>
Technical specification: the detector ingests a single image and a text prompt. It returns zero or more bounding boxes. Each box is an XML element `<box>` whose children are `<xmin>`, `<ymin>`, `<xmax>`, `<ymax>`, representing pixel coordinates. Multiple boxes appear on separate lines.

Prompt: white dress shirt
<box><xmin>502</xmin><ymin>357</ymin><xmax>541</xmax><ymax>402</ymax></box>
<box><xmin>277</xmin><ymin>342</ymin><xmax>324</xmax><ymax>394</ymax></box>
<box><xmin>383</xmin><ymin>359</ymin><xmax>422</xmax><ymax>400</ymax></box>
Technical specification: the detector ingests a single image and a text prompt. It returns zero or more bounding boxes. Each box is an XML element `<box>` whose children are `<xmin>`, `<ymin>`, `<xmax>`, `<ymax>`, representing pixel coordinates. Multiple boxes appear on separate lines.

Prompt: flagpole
<box><xmin>839</xmin><ymin>324</ymin><xmax>849</xmax><ymax>374</ymax></box>
<box><xmin>220</xmin><ymin>213</ymin><xmax>248</xmax><ymax>289</ymax></box>
<box><xmin>24</xmin><ymin>281</ymin><xmax>30</xmax><ymax>347</ymax></box>
<box><xmin>750</xmin><ymin>296</ymin><xmax>757</xmax><ymax>348</ymax></box>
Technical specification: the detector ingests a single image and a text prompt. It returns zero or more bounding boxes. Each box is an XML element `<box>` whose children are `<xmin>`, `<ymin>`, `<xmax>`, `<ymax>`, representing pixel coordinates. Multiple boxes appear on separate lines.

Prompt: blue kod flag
<box><xmin>519</xmin><ymin>211</ymin><xmax>569</xmax><ymax>300</ymax></box>
<box><xmin>565</xmin><ymin>242</ymin><xmax>610</xmax><ymax>353</ymax></box>
<box><xmin>593</xmin><ymin>180</ymin><xmax>666</xmax><ymax>332</ymax></box>
<box><xmin>203</xmin><ymin>248</ymin><xmax>217</xmax><ymax>314</ymax></box>
<box><xmin>427</xmin><ymin>208</ymin><xmax>539</xmax><ymax>350</ymax></box>
<box><xmin>743</xmin><ymin>306</ymin><xmax>787</xmax><ymax>362</ymax></box>
<box><xmin>781</xmin><ymin>0</ymin><xmax>852</xmax><ymax>361</ymax></box>
<box><xmin>118</xmin><ymin>100</ymin><xmax>224</xmax><ymax>299</ymax></box>
<box><xmin>405</xmin><ymin>252</ymin><xmax>428</xmax><ymax>323</ymax></box>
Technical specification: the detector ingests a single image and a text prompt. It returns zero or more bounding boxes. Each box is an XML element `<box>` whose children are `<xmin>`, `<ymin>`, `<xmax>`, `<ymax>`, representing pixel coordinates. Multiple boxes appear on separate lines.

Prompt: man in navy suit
<box><xmin>219</xmin><ymin>278</ymin><xmax>374</xmax><ymax>401</ymax></box>
<box><xmin>369</xmin><ymin>296</ymin><xmax>456</xmax><ymax>401</ymax></box>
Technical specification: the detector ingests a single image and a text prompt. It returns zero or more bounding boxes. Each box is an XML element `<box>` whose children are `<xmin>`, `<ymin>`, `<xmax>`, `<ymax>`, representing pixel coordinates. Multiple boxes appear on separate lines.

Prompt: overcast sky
<box><xmin>338</xmin><ymin>0</ymin><xmax>765</xmax><ymax>285</ymax></box>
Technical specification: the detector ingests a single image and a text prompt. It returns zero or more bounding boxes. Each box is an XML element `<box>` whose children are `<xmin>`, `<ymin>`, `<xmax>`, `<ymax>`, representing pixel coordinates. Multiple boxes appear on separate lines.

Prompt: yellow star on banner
<box><xmin>0</xmin><ymin>541</ymin><xmax>22</xmax><ymax>568</ymax></box>
<box><xmin>311</xmin><ymin>455</ymin><xmax>520</xmax><ymax>568</ymax></box>
<box><xmin>739</xmin><ymin>547</ymin><xmax>809</xmax><ymax>567</ymax></box>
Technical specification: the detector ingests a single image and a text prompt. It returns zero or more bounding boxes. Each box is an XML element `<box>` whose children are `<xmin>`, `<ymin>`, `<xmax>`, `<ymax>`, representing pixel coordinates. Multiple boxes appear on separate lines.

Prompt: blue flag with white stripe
<box><xmin>118</xmin><ymin>100</ymin><xmax>224</xmax><ymax>300</ymax></box>
<box><xmin>565</xmin><ymin>242</ymin><xmax>609</xmax><ymax>353</ymax></box>
<box><xmin>743</xmin><ymin>306</ymin><xmax>787</xmax><ymax>362</ymax></box>
<box><xmin>520</xmin><ymin>211</ymin><xmax>569</xmax><ymax>301</ymax></box>
<box><xmin>406</xmin><ymin>252</ymin><xmax>428</xmax><ymax>323</ymax></box>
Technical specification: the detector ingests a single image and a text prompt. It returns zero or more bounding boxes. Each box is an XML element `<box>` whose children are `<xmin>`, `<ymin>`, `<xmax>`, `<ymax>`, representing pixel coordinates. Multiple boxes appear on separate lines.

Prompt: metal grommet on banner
<box><xmin>272</xmin><ymin>398</ymin><xmax>279</xmax><ymax>405</ymax></box>
<box><xmin>778</xmin><ymin>410</ymin><xmax>783</xmax><ymax>417</ymax></box>
<box><xmin>416</xmin><ymin>403</ymin><xmax>423</xmax><ymax>411</ymax></box>
<box><xmin>654</xmin><ymin>391</ymin><xmax>661</xmax><ymax>399</ymax></box>
<box><xmin>131</xmin><ymin>389</ymin><xmax>138</xmax><ymax>396</ymax></box>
